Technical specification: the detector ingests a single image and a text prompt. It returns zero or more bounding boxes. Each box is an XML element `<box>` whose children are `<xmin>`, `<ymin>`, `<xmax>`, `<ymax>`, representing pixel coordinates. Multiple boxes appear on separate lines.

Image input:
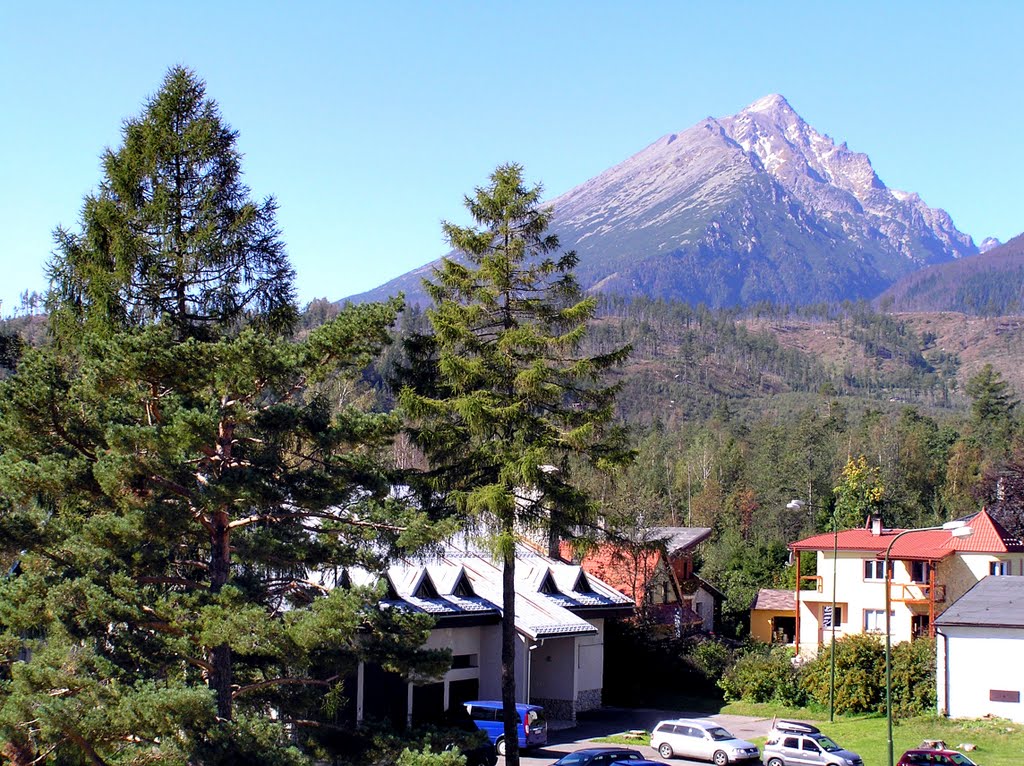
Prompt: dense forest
<box><xmin>5</xmin><ymin>292</ymin><xmax>1023</xmax><ymax>637</ymax></box>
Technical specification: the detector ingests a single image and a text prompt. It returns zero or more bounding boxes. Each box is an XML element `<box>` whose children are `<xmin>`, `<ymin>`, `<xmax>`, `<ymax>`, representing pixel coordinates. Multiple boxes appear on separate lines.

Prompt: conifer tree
<box><xmin>400</xmin><ymin>164</ymin><xmax>631</xmax><ymax>766</ymax></box>
<box><xmin>0</xmin><ymin>69</ymin><xmax>448</xmax><ymax>766</ymax></box>
<box><xmin>48</xmin><ymin>66</ymin><xmax>296</xmax><ymax>341</ymax></box>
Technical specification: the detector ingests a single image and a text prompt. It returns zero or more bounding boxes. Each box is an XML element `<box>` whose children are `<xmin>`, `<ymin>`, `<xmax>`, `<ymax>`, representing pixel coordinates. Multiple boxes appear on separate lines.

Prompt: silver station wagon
<box><xmin>650</xmin><ymin>718</ymin><xmax>760</xmax><ymax>765</ymax></box>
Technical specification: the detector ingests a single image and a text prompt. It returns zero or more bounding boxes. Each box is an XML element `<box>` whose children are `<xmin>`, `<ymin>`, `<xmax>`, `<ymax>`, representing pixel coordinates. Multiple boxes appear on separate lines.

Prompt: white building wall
<box><xmin>692</xmin><ymin>590</ymin><xmax>716</xmax><ymax>633</ymax></box>
<box><xmin>477</xmin><ymin>624</ymin><xmax>503</xmax><ymax>700</ymax></box>
<box><xmin>797</xmin><ymin>548</ymin><xmax>1011</xmax><ymax>655</ymax></box>
<box><xmin>937</xmin><ymin>626</ymin><xmax>1024</xmax><ymax>723</ymax></box>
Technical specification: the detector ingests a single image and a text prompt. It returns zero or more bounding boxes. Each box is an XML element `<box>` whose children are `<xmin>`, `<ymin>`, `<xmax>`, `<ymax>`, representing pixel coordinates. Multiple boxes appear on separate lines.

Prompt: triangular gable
<box><xmin>538</xmin><ymin>569</ymin><xmax>560</xmax><ymax>595</ymax></box>
<box><xmin>383</xmin><ymin>573</ymin><xmax>401</xmax><ymax>601</ymax></box>
<box><xmin>947</xmin><ymin>509</ymin><xmax>1024</xmax><ymax>552</ymax></box>
<box><xmin>574</xmin><ymin>570</ymin><xmax>594</xmax><ymax>593</ymax></box>
<box><xmin>413</xmin><ymin>571</ymin><xmax>440</xmax><ymax>599</ymax></box>
<box><xmin>451</xmin><ymin>569</ymin><xmax>476</xmax><ymax>598</ymax></box>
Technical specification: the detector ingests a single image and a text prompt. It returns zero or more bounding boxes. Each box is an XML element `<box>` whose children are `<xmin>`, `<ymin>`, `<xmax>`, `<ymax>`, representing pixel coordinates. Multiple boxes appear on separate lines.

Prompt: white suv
<box><xmin>650</xmin><ymin>718</ymin><xmax>760</xmax><ymax>765</ymax></box>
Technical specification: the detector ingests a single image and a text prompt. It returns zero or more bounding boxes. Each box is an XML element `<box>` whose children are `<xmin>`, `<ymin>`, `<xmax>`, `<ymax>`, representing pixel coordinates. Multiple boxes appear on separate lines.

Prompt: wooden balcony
<box><xmin>889</xmin><ymin>582</ymin><xmax>946</xmax><ymax>604</ymax></box>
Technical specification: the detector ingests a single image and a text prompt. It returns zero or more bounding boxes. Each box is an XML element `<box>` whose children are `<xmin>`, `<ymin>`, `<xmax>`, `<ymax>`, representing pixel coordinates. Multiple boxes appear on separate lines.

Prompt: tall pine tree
<box><xmin>47</xmin><ymin>66</ymin><xmax>296</xmax><ymax>341</ymax></box>
<box><xmin>0</xmin><ymin>69</ymin><xmax>449</xmax><ymax>766</ymax></box>
<box><xmin>400</xmin><ymin>163</ymin><xmax>631</xmax><ymax>766</ymax></box>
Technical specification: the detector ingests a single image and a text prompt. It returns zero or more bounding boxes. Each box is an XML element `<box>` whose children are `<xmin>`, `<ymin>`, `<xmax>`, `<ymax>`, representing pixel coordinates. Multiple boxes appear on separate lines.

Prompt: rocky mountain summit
<box><xmin>350</xmin><ymin>95</ymin><xmax>977</xmax><ymax>307</ymax></box>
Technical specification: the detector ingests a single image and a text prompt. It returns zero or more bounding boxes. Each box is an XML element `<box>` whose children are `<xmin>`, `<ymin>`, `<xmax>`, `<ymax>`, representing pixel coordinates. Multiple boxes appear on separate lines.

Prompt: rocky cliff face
<box><xmin>350</xmin><ymin>95</ymin><xmax>977</xmax><ymax>307</ymax></box>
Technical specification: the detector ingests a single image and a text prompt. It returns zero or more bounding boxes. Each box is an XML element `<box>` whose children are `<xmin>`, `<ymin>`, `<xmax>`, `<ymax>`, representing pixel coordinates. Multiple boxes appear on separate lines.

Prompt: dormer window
<box><xmin>414</xmin><ymin>574</ymin><xmax>440</xmax><ymax>599</ymax></box>
<box><xmin>452</xmin><ymin>571</ymin><xmax>476</xmax><ymax>598</ymax></box>
<box><xmin>574</xmin><ymin>571</ymin><xmax>594</xmax><ymax>594</ymax></box>
<box><xmin>539</xmin><ymin>570</ymin><xmax>559</xmax><ymax>595</ymax></box>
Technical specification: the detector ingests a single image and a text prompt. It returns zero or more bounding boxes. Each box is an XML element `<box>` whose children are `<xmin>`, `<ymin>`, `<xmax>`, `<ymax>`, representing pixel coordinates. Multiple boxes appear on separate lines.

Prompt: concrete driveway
<box><xmin>514</xmin><ymin>708</ymin><xmax>776</xmax><ymax>766</ymax></box>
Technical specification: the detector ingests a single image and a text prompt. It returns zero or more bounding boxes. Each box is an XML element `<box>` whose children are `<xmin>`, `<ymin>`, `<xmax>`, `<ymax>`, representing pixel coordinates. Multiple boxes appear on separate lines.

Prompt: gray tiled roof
<box><xmin>647</xmin><ymin>526</ymin><xmax>713</xmax><ymax>553</ymax></box>
<box><xmin>366</xmin><ymin>538</ymin><xmax>633</xmax><ymax>639</ymax></box>
<box><xmin>935</xmin><ymin>576</ymin><xmax>1024</xmax><ymax>628</ymax></box>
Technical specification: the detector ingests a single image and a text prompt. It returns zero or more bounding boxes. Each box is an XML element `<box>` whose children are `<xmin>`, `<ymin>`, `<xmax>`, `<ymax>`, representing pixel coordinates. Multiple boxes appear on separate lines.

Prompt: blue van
<box><xmin>463</xmin><ymin>700</ymin><xmax>547</xmax><ymax>756</ymax></box>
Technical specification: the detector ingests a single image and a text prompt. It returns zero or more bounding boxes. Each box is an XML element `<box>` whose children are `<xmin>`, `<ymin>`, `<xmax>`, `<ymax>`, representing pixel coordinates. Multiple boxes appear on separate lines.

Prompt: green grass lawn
<box><xmin>595</xmin><ymin>703</ymin><xmax>1024</xmax><ymax>766</ymax></box>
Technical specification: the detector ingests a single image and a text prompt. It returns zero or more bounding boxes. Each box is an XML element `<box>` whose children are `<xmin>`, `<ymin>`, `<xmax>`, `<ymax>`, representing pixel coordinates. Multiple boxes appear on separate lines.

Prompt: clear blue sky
<box><xmin>2</xmin><ymin>1</ymin><xmax>1021</xmax><ymax>316</ymax></box>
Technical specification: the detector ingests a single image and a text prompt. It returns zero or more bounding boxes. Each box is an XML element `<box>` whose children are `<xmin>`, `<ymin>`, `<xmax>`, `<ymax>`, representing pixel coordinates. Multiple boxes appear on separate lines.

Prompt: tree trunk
<box><xmin>210</xmin><ymin>508</ymin><xmax>233</xmax><ymax>720</ymax></box>
<box><xmin>501</xmin><ymin>531</ymin><xmax>520</xmax><ymax>766</ymax></box>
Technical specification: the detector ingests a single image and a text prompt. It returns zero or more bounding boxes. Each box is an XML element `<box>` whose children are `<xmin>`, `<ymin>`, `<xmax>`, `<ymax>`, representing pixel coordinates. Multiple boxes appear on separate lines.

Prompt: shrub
<box><xmin>802</xmin><ymin>633</ymin><xmax>885</xmax><ymax>714</ymax></box>
<box><xmin>890</xmin><ymin>637</ymin><xmax>936</xmax><ymax>717</ymax></box>
<box><xmin>719</xmin><ymin>644</ymin><xmax>806</xmax><ymax>706</ymax></box>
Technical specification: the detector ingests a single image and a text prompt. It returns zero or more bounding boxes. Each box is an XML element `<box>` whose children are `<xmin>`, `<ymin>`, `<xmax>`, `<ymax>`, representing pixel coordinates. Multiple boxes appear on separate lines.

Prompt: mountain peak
<box><xmin>743</xmin><ymin>93</ymin><xmax>793</xmax><ymax>114</ymax></box>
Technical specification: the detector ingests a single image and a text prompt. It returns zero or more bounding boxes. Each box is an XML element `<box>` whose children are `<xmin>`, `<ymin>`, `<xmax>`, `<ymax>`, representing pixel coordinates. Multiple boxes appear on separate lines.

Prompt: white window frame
<box><xmin>864</xmin><ymin>559</ymin><xmax>886</xmax><ymax>580</ymax></box>
<box><xmin>864</xmin><ymin>608</ymin><xmax>892</xmax><ymax>632</ymax></box>
<box><xmin>990</xmin><ymin>560</ymin><xmax>1010</xmax><ymax>576</ymax></box>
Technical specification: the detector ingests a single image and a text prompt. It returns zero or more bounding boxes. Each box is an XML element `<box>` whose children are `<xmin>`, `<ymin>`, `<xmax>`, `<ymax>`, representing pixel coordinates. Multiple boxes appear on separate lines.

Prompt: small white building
<box><xmin>934</xmin><ymin>576</ymin><xmax>1024</xmax><ymax>723</ymax></box>
<box><xmin>347</xmin><ymin>540</ymin><xmax>634</xmax><ymax>725</ymax></box>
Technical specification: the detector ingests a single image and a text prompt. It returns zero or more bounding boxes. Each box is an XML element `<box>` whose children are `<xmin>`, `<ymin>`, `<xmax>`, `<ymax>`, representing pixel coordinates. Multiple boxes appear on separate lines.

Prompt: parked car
<box><xmin>650</xmin><ymin>718</ymin><xmax>759</xmax><ymax>765</ymax></box>
<box><xmin>463</xmin><ymin>700</ymin><xmax>547</xmax><ymax>756</ymax></box>
<box><xmin>550</xmin><ymin>747</ymin><xmax>645</xmax><ymax>766</ymax></box>
<box><xmin>445</xmin><ymin>740</ymin><xmax>497</xmax><ymax>766</ymax></box>
<box><xmin>761</xmin><ymin>720</ymin><xmax>863</xmax><ymax>766</ymax></box>
<box><xmin>897</xmin><ymin>748</ymin><xmax>980</xmax><ymax>765</ymax></box>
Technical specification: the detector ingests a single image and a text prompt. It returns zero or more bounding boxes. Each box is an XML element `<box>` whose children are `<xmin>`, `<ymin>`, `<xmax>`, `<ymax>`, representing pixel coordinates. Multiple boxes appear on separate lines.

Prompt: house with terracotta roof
<box><xmin>562</xmin><ymin>526</ymin><xmax>722</xmax><ymax>635</ymax></box>
<box><xmin>787</xmin><ymin>510</ymin><xmax>1024</xmax><ymax>656</ymax></box>
<box><xmin>329</xmin><ymin>539</ymin><xmax>635</xmax><ymax>725</ymax></box>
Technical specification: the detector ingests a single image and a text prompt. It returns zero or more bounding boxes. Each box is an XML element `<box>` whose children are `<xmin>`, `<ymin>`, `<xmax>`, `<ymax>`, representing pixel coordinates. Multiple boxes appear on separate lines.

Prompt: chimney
<box><xmin>868</xmin><ymin>514</ymin><xmax>883</xmax><ymax>536</ymax></box>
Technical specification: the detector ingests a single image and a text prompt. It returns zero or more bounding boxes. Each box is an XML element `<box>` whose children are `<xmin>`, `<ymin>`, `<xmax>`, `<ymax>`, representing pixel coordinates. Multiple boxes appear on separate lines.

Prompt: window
<box><xmin>695</xmin><ymin>601</ymin><xmax>703</xmax><ymax>615</ymax></box>
<box><xmin>451</xmin><ymin>654</ymin><xmax>478</xmax><ymax>669</ymax></box>
<box><xmin>864</xmin><ymin>609</ymin><xmax>892</xmax><ymax>632</ymax></box>
<box><xmin>864</xmin><ymin>560</ymin><xmax>887</xmax><ymax>580</ymax></box>
<box><xmin>802</xmin><ymin>740</ymin><xmax>821</xmax><ymax>753</ymax></box>
<box><xmin>783</xmin><ymin>737</ymin><xmax>799</xmax><ymax>749</ymax></box>
<box><xmin>990</xmin><ymin>561</ymin><xmax>1010</xmax><ymax>576</ymax></box>
<box><xmin>911</xmin><ymin>561</ymin><xmax>931</xmax><ymax>583</ymax></box>
<box><xmin>821</xmin><ymin>605</ymin><xmax>843</xmax><ymax>628</ymax></box>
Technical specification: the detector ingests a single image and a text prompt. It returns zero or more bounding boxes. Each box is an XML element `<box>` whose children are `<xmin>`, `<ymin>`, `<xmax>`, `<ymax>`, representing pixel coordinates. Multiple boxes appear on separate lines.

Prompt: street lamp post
<box><xmin>883</xmin><ymin>521</ymin><xmax>974</xmax><ymax>766</ymax></box>
<box><xmin>789</xmin><ymin>498</ymin><xmax>838</xmax><ymax>722</ymax></box>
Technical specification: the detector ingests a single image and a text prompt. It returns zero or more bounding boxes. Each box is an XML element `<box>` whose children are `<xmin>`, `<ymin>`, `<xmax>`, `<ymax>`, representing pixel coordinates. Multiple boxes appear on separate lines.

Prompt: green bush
<box><xmin>690</xmin><ymin>637</ymin><xmax>733</xmax><ymax>681</ymax></box>
<box><xmin>800</xmin><ymin>634</ymin><xmax>935</xmax><ymax>717</ymax></box>
<box><xmin>719</xmin><ymin>645</ymin><xmax>806</xmax><ymax>706</ymax></box>
<box><xmin>802</xmin><ymin>633</ymin><xmax>885</xmax><ymax>714</ymax></box>
<box><xmin>890</xmin><ymin>637</ymin><xmax>936</xmax><ymax>717</ymax></box>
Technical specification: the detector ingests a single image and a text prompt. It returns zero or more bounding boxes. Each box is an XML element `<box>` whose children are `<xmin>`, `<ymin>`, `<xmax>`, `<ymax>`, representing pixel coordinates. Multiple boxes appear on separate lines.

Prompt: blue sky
<box><xmin>2</xmin><ymin>1</ymin><xmax>1022</xmax><ymax>316</ymax></box>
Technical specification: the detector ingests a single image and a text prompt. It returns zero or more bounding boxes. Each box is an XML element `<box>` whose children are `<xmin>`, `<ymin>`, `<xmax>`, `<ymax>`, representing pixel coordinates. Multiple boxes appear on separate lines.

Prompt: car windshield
<box><xmin>554</xmin><ymin>754</ymin><xmax>584</xmax><ymax>766</ymax></box>
<box><xmin>707</xmin><ymin>727</ymin><xmax>734</xmax><ymax>741</ymax></box>
<box><xmin>817</xmin><ymin>736</ymin><xmax>841</xmax><ymax>752</ymax></box>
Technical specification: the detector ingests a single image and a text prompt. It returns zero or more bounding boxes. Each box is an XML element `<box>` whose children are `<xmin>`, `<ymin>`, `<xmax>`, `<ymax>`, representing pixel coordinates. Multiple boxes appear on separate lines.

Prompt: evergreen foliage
<box><xmin>399</xmin><ymin>164</ymin><xmax>631</xmax><ymax>765</ymax></box>
<box><xmin>0</xmin><ymin>69</ymin><xmax>451</xmax><ymax>766</ymax></box>
<box><xmin>47</xmin><ymin>66</ymin><xmax>296</xmax><ymax>342</ymax></box>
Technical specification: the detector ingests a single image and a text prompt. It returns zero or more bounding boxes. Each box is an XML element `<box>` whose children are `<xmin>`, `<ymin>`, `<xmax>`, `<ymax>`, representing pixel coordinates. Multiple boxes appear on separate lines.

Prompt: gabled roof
<box><xmin>789</xmin><ymin>509</ymin><xmax>1024</xmax><ymax>560</ymax></box>
<box><xmin>647</xmin><ymin>526</ymin><xmax>713</xmax><ymax>553</ymax></box>
<box><xmin>935</xmin><ymin>576</ymin><xmax>1024</xmax><ymax>629</ymax></box>
<box><xmin>370</xmin><ymin>540</ymin><xmax>633</xmax><ymax>639</ymax></box>
<box><xmin>750</xmin><ymin>588</ymin><xmax>796</xmax><ymax>612</ymax></box>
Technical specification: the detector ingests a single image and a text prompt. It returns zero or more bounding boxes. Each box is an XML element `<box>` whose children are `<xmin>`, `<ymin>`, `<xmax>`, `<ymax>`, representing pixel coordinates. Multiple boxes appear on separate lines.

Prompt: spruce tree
<box><xmin>0</xmin><ymin>70</ymin><xmax>448</xmax><ymax>766</ymax></box>
<box><xmin>47</xmin><ymin>66</ymin><xmax>296</xmax><ymax>341</ymax></box>
<box><xmin>400</xmin><ymin>164</ymin><xmax>630</xmax><ymax>766</ymax></box>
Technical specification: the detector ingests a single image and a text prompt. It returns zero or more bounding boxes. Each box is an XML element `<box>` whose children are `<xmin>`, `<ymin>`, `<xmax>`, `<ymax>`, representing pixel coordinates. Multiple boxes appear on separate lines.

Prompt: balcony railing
<box><xmin>889</xmin><ymin>582</ymin><xmax>946</xmax><ymax>604</ymax></box>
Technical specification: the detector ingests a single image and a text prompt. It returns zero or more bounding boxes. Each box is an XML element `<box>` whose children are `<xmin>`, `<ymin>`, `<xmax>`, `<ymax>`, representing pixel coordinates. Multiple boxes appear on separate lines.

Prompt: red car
<box><xmin>897</xmin><ymin>748</ymin><xmax>979</xmax><ymax>766</ymax></box>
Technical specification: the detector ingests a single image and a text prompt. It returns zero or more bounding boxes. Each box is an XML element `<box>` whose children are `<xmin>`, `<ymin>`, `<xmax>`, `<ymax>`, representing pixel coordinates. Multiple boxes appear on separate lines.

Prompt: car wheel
<box><xmin>495</xmin><ymin>738</ymin><xmax>505</xmax><ymax>757</ymax></box>
<box><xmin>713</xmin><ymin>750</ymin><xmax>729</xmax><ymax>766</ymax></box>
<box><xmin>658</xmin><ymin>743</ymin><xmax>674</xmax><ymax>759</ymax></box>
<box><xmin>767</xmin><ymin>759</ymin><xmax>784</xmax><ymax>766</ymax></box>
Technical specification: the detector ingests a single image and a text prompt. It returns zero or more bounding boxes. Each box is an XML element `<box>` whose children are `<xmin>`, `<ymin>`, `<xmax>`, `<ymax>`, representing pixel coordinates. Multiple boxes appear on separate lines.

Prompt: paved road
<box><xmin>513</xmin><ymin>708</ymin><xmax>775</xmax><ymax>766</ymax></box>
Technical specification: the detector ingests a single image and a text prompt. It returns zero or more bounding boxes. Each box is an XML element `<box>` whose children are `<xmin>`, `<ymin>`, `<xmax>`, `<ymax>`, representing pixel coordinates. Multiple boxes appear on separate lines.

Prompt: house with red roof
<box><xmin>561</xmin><ymin>526</ymin><xmax>722</xmax><ymax>635</ymax></box>
<box><xmin>787</xmin><ymin>510</ymin><xmax>1024</xmax><ymax>656</ymax></box>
